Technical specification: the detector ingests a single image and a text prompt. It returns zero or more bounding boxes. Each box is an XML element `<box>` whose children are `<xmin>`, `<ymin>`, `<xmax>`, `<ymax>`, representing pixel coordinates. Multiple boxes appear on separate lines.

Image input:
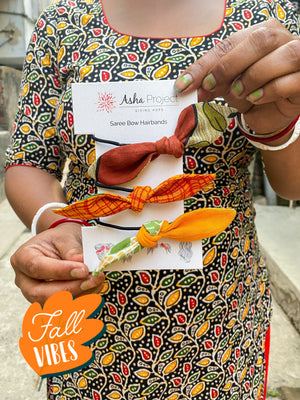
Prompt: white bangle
<box><xmin>247</xmin><ymin>117</ymin><xmax>300</xmax><ymax>151</ymax></box>
<box><xmin>31</xmin><ymin>202</ymin><xmax>67</xmax><ymax>236</ymax></box>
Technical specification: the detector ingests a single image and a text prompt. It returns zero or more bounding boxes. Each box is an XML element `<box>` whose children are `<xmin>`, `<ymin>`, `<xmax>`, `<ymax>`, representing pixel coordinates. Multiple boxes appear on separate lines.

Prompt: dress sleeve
<box><xmin>5</xmin><ymin>10</ymin><xmax>65</xmax><ymax>181</ymax></box>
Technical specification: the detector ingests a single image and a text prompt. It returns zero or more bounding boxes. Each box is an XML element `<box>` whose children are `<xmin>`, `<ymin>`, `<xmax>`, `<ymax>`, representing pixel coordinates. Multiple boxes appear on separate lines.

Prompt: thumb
<box><xmin>53</xmin><ymin>223</ymin><xmax>85</xmax><ymax>263</ymax></box>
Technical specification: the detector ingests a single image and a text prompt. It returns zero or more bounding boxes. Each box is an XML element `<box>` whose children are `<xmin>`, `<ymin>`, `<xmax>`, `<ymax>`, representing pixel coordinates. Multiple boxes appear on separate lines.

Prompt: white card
<box><xmin>72</xmin><ymin>80</ymin><xmax>202</xmax><ymax>272</ymax></box>
<box><xmin>72</xmin><ymin>80</ymin><xmax>197</xmax><ymax>141</ymax></box>
<box><xmin>82</xmin><ymin>225</ymin><xmax>203</xmax><ymax>272</ymax></box>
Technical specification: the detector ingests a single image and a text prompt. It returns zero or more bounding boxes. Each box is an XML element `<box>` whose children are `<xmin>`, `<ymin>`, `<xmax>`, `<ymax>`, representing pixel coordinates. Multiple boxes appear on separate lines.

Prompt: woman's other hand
<box><xmin>175</xmin><ymin>19</ymin><xmax>300</xmax><ymax>134</ymax></box>
<box><xmin>10</xmin><ymin>222</ymin><xmax>105</xmax><ymax>305</ymax></box>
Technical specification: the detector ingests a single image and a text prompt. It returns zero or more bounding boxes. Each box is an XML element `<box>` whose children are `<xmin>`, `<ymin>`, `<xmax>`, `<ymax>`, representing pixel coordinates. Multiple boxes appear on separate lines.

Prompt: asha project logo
<box><xmin>95</xmin><ymin>91</ymin><xmax>116</xmax><ymax>113</ymax></box>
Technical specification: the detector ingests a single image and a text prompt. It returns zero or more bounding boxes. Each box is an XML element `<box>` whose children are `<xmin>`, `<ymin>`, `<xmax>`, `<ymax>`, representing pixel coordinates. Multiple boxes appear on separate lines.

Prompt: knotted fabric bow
<box><xmin>54</xmin><ymin>173</ymin><xmax>215</xmax><ymax>219</ymax></box>
<box><xmin>88</xmin><ymin>102</ymin><xmax>238</xmax><ymax>185</ymax></box>
<box><xmin>89</xmin><ymin>104</ymin><xmax>198</xmax><ymax>185</ymax></box>
<box><xmin>93</xmin><ymin>207</ymin><xmax>236</xmax><ymax>275</ymax></box>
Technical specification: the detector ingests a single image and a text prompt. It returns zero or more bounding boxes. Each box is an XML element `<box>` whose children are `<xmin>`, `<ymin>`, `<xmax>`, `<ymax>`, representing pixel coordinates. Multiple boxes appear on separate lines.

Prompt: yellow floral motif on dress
<box><xmin>277</xmin><ymin>4</ymin><xmax>286</xmax><ymax>20</ymax></box>
<box><xmin>153</xmin><ymin>64</ymin><xmax>170</xmax><ymax>79</ymax></box>
<box><xmin>81</xmin><ymin>14</ymin><xmax>93</xmax><ymax>26</ymax></box>
<box><xmin>157</xmin><ymin>40</ymin><xmax>173</xmax><ymax>48</ymax></box>
<box><xmin>116</xmin><ymin>35</ymin><xmax>130</xmax><ymax>47</ymax></box>
<box><xmin>80</xmin><ymin>66</ymin><xmax>92</xmax><ymax>80</ymax></box>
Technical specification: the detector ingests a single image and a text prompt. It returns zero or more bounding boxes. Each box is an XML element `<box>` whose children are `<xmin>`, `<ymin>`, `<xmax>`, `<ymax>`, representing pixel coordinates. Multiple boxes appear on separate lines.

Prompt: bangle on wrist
<box><xmin>238</xmin><ymin>114</ymin><xmax>300</xmax><ymax>150</ymax></box>
<box><xmin>248</xmin><ymin>117</ymin><xmax>300</xmax><ymax>151</ymax></box>
<box><xmin>238</xmin><ymin>114</ymin><xmax>299</xmax><ymax>142</ymax></box>
<box><xmin>48</xmin><ymin>218</ymin><xmax>92</xmax><ymax>229</ymax></box>
<box><xmin>31</xmin><ymin>202</ymin><xmax>68</xmax><ymax>236</ymax></box>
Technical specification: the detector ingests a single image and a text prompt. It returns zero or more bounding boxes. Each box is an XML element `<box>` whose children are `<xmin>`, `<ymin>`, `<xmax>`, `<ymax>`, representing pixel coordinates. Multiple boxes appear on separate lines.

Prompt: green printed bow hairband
<box><xmin>89</xmin><ymin>102</ymin><xmax>238</xmax><ymax>185</ymax></box>
<box><xmin>93</xmin><ymin>207</ymin><xmax>236</xmax><ymax>275</ymax></box>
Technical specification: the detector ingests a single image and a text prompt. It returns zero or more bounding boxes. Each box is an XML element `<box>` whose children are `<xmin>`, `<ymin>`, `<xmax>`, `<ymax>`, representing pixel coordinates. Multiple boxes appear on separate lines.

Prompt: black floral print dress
<box><xmin>6</xmin><ymin>1</ymin><xmax>299</xmax><ymax>399</ymax></box>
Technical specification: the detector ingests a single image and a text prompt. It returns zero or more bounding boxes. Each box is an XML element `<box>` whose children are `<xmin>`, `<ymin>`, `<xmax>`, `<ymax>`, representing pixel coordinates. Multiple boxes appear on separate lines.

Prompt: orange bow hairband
<box><xmin>54</xmin><ymin>173</ymin><xmax>216</xmax><ymax>220</ymax></box>
<box><xmin>93</xmin><ymin>207</ymin><xmax>236</xmax><ymax>274</ymax></box>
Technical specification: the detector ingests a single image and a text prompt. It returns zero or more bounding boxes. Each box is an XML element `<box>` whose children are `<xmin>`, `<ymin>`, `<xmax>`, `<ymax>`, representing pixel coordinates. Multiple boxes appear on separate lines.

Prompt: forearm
<box><xmin>5</xmin><ymin>166</ymin><xmax>66</xmax><ymax>233</ymax></box>
<box><xmin>261</xmin><ymin>133</ymin><xmax>300</xmax><ymax>201</ymax></box>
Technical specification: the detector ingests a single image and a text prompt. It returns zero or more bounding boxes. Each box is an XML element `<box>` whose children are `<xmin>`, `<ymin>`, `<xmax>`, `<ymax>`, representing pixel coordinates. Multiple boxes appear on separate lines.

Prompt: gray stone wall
<box><xmin>0</xmin><ymin>66</ymin><xmax>22</xmax><ymax>202</ymax></box>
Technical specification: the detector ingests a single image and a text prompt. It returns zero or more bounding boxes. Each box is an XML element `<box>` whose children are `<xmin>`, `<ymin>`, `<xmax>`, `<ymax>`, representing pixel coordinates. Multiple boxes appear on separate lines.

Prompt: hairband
<box><xmin>92</xmin><ymin>207</ymin><xmax>236</xmax><ymax>275</ymax></box>
<box><xmin>53</xmin><ymin>173</ymin><xmax>216</xmax><ymax>220</ymax></box>
<box><xmin>88</xmin><ymin>102</ymin><xmax>238</xmax><ymax>185</ymax></box>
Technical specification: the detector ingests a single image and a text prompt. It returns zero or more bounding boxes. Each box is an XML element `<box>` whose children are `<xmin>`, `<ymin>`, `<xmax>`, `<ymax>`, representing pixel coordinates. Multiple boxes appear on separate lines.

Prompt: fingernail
<box><xmin>202</xmin><ymin>73</ymin><xmax>216</xmax><ymax>91</ymax></box>
<box><xmin>80</xmin><ymin>278</ymin><xmax>97</xmax><ymax>291</ymax></box>
<box><xmin>247</xmin><ymin>88</ymin><xmax>263</xmax><ymax>103</ymax></box>
<box><xmin>71</xmin><ymin>268</ymin><xmax>88</xmax><ymax>279</ymax></box>
<box><xmin>232</xmin><ymin>79</ymin><xmax>244</xmax><ymax>95</ymax></box>
<box><xmin>174</xmin><ymin>73</ymin><xmax>192</xmax><ymax>92</ymax></box>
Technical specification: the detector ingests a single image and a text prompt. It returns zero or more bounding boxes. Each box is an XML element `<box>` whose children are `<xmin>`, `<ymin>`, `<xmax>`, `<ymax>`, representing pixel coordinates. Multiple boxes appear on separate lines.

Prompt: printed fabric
<box><xmin>53</xmin><ymin>174</ymin><xmax>216</xmax><ymax>219</ymax></box>
<box><xmin>5</xmin><ymin>0</ymin><xmax>299</xmax><ymax>399</ymax></box>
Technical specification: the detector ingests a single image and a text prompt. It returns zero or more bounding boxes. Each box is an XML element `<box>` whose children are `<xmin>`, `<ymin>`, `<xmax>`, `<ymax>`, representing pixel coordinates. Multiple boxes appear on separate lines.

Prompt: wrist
<box><xmin>259</xmin><ymin>127</ymin><xmax>294</xmax><ymax>147</ymax></box>
<box><xmin>36</xmin><ymin>211</ymin><xmax>64</xmax><ymax>234</ymax></box>
<box><xmin>238</xmin><ymin>114</ymin><xmax>300</xmax><ymax>151</ymax></box>
<box><xmin>31</xmin><ymin>202</ymin><xmax>68</xmax><ymax>235</ymax></box>
<box><xmin>48</xmin><ymin>218</ymin><xmax>92</xmax><ymax>230</ymax></box>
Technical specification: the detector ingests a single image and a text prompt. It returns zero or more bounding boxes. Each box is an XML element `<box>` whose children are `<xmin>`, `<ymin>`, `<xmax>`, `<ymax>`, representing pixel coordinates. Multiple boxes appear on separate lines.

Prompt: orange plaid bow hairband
<box><xmin>54</xmin><ymin>173</ymin><xmax>215</xmax><ymax>220</ymax></box>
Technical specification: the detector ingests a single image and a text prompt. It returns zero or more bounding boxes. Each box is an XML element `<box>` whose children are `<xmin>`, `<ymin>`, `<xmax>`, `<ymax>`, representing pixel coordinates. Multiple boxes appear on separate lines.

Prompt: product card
<box><xmin>82</xmin><ymin>225</ymin><xmax>203</xmax><ymax>272</ymax></box>
<box><xmin>72</xmin><ymin>80</ymin><xmax>202</xmax><ymax>272</ymax></box>
<box><xmin>72</xmin><ymin>80</ymin><xmax>197</xmax><ymax>142</ymax></box>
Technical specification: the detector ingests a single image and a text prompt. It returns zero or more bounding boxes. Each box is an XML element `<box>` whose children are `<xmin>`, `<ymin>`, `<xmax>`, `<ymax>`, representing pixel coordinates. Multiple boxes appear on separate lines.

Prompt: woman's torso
<box><xmin>9</xmin><ymin>1</ymin><xmax>298</xmax><ymax>398</ymax></box>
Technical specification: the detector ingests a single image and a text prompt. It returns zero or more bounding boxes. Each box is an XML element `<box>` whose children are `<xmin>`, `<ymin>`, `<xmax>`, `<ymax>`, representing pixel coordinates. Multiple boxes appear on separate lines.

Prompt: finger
<box><xmin>175</xmin><ymin>20</ymin><xmax>291</xmax><ymax>97</ymax></box>
<box><xmin>246</xmin><ymin>71</ymin><xmax>300</xmax><ymax>108</ymax></box>
<box><xmin>11</xmin><ymin>246</ymin><xmax>89</xmax><ymax>281</ymax></box>
<box><xmin>202</xmin><ymin>22</ymin><xmax>292</xmax><ymax>94</ymax></box>
<box><xmin>231</xmin><ymin>39</ymin><xmax>300</xmax><ymax>100</ymax></box>
<box><xmin>10</xmin><ymin>223</ymin><xmax>91</xmax><ymax>281</ymax></box>
<box><xmin>15</xmin><ymin>269</ymin><xmax>105</xmax><ymax>305</ymax></box>
<box><xmin>80</xmin><ymin>272</ymin><xmax>106</xmax><ymax>292</ymax></box>
<box><xmin>51</xmin><ymin>222</ymin><xmax>85</xmax><ymax>263</ymax></box>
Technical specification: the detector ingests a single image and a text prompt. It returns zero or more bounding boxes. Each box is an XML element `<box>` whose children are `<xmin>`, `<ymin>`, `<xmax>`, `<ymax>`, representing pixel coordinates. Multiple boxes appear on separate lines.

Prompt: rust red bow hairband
<box><xmin>54</xmin><ymin>173</ymin><xmax>215</xmax><ymax>220</ymax></box>
<box><xmin>88</xmin><ymin>102</ymin><xmax>238</xmax><ymax>186</ymax></box>
<box><xmin>88</xmin><ymin>104</ymin><xmax>198</xmax><ymax>186</ymax></box>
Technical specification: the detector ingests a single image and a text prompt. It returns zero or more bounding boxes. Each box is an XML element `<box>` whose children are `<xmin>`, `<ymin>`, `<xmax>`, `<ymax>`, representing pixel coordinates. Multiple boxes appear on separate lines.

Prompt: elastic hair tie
<box><xmin>95</xmin><ymin>182</ymin><xmax>133</xmax><ymax>193</ymax></box>
<box><xmin>93</xmin><ymin>207</ymin><xmax>236</xmax><ymax>275</ymax></box>
<box><xmin>97</xmin><ymin>220</ymin><xmax>140</xmax><ymax>231</ymax></box>
<box><xmin>53</xmin><ymin>174</ymin><xmax>216</xmax><ymax>220</ymax></box>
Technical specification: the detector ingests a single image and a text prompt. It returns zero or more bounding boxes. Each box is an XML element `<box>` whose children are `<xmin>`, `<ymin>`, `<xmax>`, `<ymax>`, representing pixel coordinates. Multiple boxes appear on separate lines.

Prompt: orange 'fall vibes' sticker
<box><xmin>19</xmin><ymin>291</ymin><xmax>105</xmax><ymax>380</ymax></box>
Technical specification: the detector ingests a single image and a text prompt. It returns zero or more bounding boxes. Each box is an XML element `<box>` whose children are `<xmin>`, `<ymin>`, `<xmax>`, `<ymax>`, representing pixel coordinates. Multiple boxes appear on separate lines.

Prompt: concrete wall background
<box><xmin>0</xmin><ymin>66</ymin><xmax>22</xmax><ymax>202</ymax></box>
<box><xmin>0</xmin><ymin>0</ymin><xmax>50</xmax><ymax>201</ymax></box>
<box><xmin>0</xmin><ymin>0</ymin><xmax>50</xmax><ymax>68</ymax></box>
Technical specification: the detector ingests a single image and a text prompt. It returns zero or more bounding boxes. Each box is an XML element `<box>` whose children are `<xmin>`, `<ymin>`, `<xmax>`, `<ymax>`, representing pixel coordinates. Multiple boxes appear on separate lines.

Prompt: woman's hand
<box><xmin>175</xmin><ymin>19</ymin><xmax>300</xmax><ymax>134</ymax></box>
<box><xmin>10</xmin><ymin>222</ymin><xmax>105</xmax><ymax>305</ymax></box>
